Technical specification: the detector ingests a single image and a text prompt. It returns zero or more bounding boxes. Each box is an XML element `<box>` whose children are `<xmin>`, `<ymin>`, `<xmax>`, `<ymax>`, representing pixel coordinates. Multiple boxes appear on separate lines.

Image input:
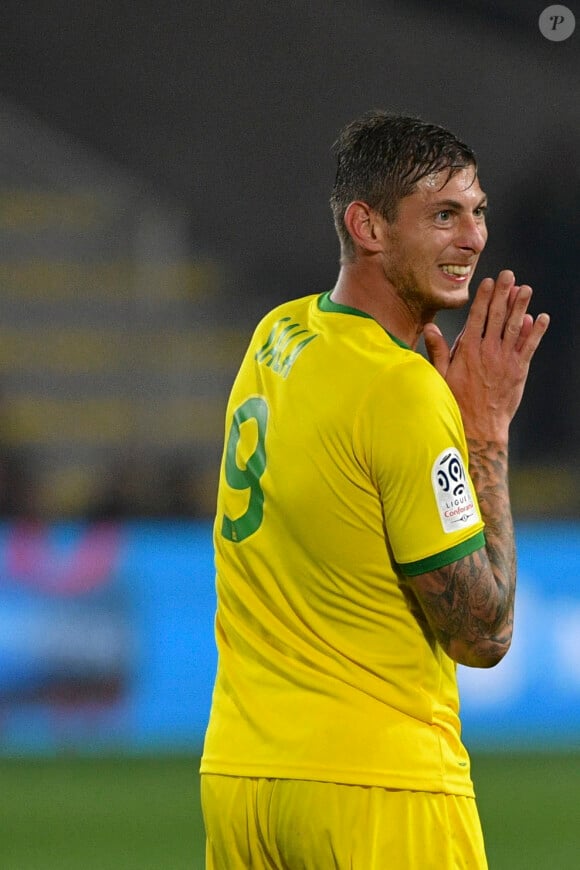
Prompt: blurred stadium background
<box><xmin>0</xmin><ymin>1</ymin><xmax>578</xmax><ymax>867</ymax></box>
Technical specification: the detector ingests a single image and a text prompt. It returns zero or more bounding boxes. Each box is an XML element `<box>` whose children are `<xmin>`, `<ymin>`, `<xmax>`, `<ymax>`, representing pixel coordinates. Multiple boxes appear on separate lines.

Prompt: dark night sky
<box><xmin>0</xmin><ymin>1</ymin><xmax>577</xmax><ymax>292</ymax></box>
<box><xmin>0</xmin><ymin>1</ymin><xmax>578</xmax><ymax>463</ymax></box>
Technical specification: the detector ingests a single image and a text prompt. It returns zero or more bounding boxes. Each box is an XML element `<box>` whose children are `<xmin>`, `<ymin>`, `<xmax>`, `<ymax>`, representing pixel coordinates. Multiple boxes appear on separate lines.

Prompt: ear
<box><xmin>343</xmin><ymin>201</ymin><xmax>385</xmax><ymax>254</ymax></box>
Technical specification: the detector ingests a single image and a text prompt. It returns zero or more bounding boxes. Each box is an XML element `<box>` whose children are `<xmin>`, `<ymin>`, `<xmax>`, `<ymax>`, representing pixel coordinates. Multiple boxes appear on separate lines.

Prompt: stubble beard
<box><xmin>384</xmin><ymin>258</ymin><xmax>471</xmax><ymax>324</ymax></box>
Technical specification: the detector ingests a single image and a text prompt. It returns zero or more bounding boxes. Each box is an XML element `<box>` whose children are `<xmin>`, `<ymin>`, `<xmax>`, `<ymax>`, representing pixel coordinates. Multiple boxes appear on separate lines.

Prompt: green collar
<box><xmin>317</xmin><ymin>291</ymin><xmax>411</xmax><ymax>350</ymax></box>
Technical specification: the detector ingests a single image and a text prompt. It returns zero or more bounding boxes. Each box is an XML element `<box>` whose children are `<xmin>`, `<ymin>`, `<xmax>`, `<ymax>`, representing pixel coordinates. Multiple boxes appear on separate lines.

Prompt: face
<box><xmin>380</xmin><ymin>166</ymin><xmax>488</xmax><ymax>318</ymax></box>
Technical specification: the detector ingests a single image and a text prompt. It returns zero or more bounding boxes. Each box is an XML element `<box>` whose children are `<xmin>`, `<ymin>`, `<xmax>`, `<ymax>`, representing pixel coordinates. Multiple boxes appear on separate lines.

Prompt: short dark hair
<box><xmin>330</xmin><ymin>111</ymin><xmax>478</xmax><ymax>258</ymax></box>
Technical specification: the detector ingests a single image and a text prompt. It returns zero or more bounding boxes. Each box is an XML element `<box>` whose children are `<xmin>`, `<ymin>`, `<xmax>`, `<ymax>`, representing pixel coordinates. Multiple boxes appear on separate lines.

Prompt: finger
<box><xmin>449</xmin><ymin>325</ymin><xmax>466</xmax><ymax>361</ymax></box>
<box><xmin>501</xmin><ymin>283</ymin><xmax>520</xmax><ymax>338</ymax></box>
<box><xmin>515</xmin><ymin>313</ymin><xmax>534</xmax><ymax>353</ymax></box>
<box><xmin>506</xmin><ymin>284</ymin><xmax>521</xmax><ymax>319</ymax></box>
<box><xmin>462</xmin><ymin>276</ymin><xmax>495</xmax><ymax>339</ymax></box>
<box><xmin>484</xmin><ymin>270</ymin><xmax>515</xmax><ymax>339</ymax></box>
<box><xmin>503</xmin><ymin>285</ymin><xmax>533</xmax><ymax>347</ymax></box>
<box><xmin>423</xmin><ymin>322</ymin><xmax>451</xmax><ymax>377</ymax></box>
<box><xmin>518</xmin><ymin>313</ymin><xmax>550</xmax><ymax>364</ymax></box>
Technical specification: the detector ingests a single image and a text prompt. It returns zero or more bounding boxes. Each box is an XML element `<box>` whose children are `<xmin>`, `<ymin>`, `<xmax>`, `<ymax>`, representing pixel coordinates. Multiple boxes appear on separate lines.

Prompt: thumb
<box><xmin>423</xmin><ymin>322</ymin><xmax>450</xmax><ymax>377</ymax></box>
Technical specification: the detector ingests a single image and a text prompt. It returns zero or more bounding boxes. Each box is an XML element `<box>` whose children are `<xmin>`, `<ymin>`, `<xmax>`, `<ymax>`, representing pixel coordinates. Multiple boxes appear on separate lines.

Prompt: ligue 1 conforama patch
<box><xmin>431</xmin><ymin>448</ymin><xmax>479</xmax><ymax>533</ymax></box>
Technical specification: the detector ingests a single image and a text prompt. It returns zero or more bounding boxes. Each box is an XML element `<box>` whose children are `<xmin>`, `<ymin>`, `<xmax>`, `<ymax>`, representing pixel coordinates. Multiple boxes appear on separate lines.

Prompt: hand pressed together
<box><xmin>423</xmin><ymin>270</ymin><xmax>550</xmax><ymax>442</ymax></box>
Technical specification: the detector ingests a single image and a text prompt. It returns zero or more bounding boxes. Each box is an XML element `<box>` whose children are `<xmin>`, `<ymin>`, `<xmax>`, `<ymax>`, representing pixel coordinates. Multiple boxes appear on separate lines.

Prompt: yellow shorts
<box><xmin>201</xmin><ymin>775</ymin><xmax>488</xmax><ymax>869</ymax></box>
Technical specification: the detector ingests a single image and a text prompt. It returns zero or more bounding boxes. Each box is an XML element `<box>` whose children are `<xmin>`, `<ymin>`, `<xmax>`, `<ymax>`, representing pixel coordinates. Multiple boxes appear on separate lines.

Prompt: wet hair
<box><xmin>330</xmin><ymin>110</ymin><xmax>478</xmax><ymax>259</ymax></box>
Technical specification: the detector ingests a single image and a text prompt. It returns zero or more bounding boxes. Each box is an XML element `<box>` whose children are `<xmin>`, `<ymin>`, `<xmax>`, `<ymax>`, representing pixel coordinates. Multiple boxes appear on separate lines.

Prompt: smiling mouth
<box><xmin>440</xmin><ymin>265</ymin><xmax>471</xmax><ymax>276</ymax></box>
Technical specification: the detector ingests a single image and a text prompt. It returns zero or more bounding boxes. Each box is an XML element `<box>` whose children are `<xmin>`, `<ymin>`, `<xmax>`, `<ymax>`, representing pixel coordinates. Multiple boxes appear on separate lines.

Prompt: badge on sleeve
<box><xmin>431</xmin><ymin>448</ymin><xmax>479</xmax><ymax>533</ymax></box>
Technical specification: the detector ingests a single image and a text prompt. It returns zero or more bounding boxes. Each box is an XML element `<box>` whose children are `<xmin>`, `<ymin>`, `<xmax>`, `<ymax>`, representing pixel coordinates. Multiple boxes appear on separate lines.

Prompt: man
<box><xmin>200</xmin><ymin>111</ymin><xmax>549</xmax><ymax>868</ymax></box>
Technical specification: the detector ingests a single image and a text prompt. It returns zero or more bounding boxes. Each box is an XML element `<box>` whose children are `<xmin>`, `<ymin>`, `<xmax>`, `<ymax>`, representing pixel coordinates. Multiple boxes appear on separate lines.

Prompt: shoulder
<box><xmin>254</xmin><ymin>294</ymin><xmax>320</xmax><ymax>329</ymax></box>
<box><xmin>353</xmin><ymin>349</ymin><xmax>465</xmax><ymax>455</ymax></box>
<box><xmin>366</xmin><ymin>347</ymin><xmax>455</xmax><ymax>409</ymax></box>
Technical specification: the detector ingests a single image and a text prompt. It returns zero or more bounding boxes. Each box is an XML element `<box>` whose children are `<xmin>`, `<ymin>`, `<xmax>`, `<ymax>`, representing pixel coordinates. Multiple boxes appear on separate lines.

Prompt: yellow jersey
<box><xmin>201</xmin><ymin>291</ymin><xmax>485</xmax><ymax>795</ymax></box>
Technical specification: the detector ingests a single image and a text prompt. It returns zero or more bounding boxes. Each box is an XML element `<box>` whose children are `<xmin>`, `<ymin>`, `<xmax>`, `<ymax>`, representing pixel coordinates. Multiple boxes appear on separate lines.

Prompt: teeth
<box><xmin>441</xmin><ymin>265</ymin><xmax>470</xmax><ymax>276</ymax></box>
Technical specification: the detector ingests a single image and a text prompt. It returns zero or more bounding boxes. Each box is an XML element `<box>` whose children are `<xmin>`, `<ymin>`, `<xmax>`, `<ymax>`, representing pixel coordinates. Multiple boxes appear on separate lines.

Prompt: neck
<box><xmin>331</xmin><ymin>262</ymin><xmax>425</xmax><ymax>350</ymax></box>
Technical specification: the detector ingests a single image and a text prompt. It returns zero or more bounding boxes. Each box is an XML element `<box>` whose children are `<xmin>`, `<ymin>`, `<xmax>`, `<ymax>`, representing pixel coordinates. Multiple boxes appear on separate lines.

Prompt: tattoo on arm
<box><xmin>467</xmin><ymin>437</ymin><xmax>516</xmax><ymax>606</ymax></box>
<box><xmin>408</xmin><ymin>439</ymin><xmax>516</xmax><ymax>666</ymax></box>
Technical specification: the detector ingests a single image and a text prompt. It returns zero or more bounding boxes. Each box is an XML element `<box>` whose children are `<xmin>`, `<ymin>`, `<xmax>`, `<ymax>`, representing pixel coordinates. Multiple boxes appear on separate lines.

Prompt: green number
<box><xmin>221</xmin><ymin>396</ymin><xmax>268</xmax><ymax>542</ymax></box>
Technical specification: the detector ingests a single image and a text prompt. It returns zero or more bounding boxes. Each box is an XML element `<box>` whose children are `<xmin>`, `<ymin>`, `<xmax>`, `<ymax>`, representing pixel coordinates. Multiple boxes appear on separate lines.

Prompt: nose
<box><xmin>456</xmin><ymin>215</ymin><xmax>487</xmax><ymax>254</ymax></box>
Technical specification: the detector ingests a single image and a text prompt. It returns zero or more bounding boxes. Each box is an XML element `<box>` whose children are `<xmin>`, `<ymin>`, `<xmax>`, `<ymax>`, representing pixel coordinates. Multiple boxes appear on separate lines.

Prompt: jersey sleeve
<box><xmin>354</xmin><ymin>353</ymin><xmax>485</xmax><ymax>575</ymax></box>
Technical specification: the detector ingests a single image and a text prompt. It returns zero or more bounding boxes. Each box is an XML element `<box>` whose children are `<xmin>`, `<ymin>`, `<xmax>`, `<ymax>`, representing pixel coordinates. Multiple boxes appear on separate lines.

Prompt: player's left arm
<box><xmin>413</xmin><ymin>271</ymin><xmax>550</xmax><ymax>668</ymax></box>
<box><xmin>405</xmin><ymin>440</ymin><xmax>514</xmax><ymax>669</ymax></box>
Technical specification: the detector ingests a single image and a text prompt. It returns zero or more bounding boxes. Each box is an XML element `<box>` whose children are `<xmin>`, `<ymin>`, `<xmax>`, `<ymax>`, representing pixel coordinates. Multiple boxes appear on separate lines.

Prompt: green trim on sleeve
<box><xmin>317</xmin><ymin>292</ymin><xmax>410</xmax><ymax>349</ymax></box>
<box><xmin>398</xmin><ymin>530</ymin><xmax>486</xmax><ymax>577</ymax></box>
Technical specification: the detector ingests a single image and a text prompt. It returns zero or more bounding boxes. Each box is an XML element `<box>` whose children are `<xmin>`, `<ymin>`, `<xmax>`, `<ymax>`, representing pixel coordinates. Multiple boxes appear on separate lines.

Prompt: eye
<box><xmin>435</xmin><ymin>210</ymin><xmax>452</xmax><ymax>224</ymax></box>
<box><xmin>473</xmin><ymin>205</ymin><xmax>488</xmax><ymax>219</ymax></box>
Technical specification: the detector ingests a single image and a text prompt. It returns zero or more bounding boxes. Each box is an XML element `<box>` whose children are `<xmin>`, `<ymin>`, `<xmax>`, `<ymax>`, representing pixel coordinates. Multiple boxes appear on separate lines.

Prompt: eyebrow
<box><xmin>433</xmin><ymin>196</ymin><xmax>488</xmax><ymax>211</ymax></box>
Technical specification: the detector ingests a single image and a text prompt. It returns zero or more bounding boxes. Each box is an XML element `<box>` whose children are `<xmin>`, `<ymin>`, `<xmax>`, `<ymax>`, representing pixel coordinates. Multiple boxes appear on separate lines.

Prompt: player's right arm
<box><xmin>411</xmin><ymin>271</ymin><xmax>550</xmax><ymax>668</ymax></box>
